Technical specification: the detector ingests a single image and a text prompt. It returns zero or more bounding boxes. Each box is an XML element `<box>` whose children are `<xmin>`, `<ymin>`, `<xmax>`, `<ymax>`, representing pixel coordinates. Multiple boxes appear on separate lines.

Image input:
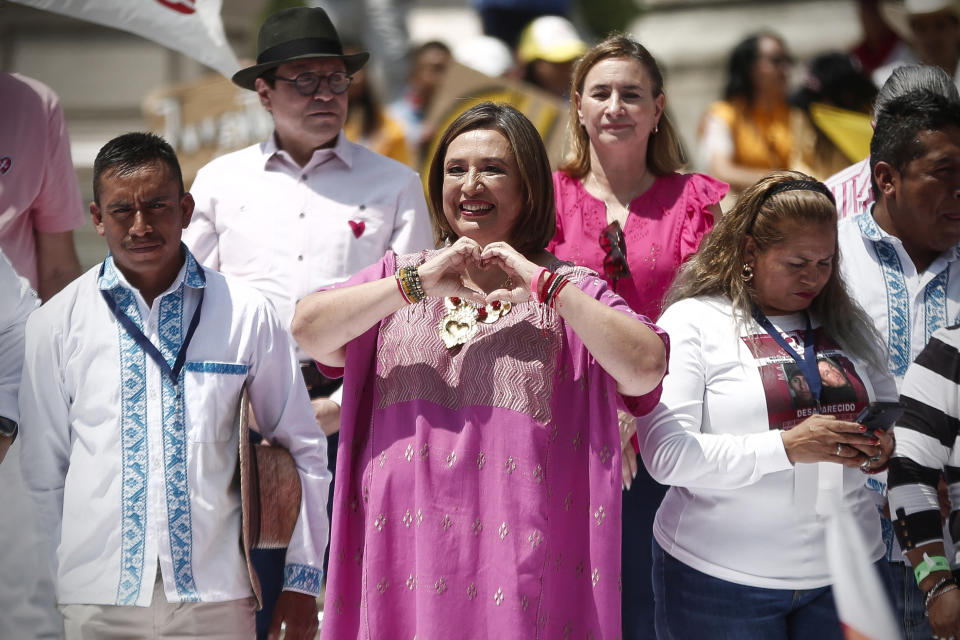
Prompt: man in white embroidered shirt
<box><xmin>18</xmin><ymin>133</ymin><xmax>329</xmax><ymax>640</ymax></box>
<box><xmin>839</xmin><ymin>89</ymin><xmax>960</xmax><ymax>639</ymax></box>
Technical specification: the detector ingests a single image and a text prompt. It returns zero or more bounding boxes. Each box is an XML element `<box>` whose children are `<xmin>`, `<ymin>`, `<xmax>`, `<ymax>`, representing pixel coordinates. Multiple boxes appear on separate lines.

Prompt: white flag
<box><xmin>10</xmin><ymin>0</ymin><xmax>239</xmax><ymax>78</ymax></box>
<box><xmin>825</xmin><ymin>506</ymin><xmax>901</xmax><ymax>640</ymax></box>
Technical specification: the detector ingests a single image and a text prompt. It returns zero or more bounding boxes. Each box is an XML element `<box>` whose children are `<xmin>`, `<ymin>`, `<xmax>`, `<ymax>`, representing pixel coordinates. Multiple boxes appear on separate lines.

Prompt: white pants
<box><xmin>0</xmin><ymin>438</ymin><xmax>63</xmax><ymax>639</ymax></box>
<box><xmin>60</xmin><ymin>570</ymin><xmax>256</xmax><ymax>640</ymax></box>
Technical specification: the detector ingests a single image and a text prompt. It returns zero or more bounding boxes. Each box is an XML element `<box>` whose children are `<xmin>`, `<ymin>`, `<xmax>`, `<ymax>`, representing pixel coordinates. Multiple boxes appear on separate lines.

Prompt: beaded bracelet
<box><xmin>395</xmin><ymin>265</ymin><xmax>425</xmax><ymax>304</ymax></box>
<box><xmin>395</xmin><ymin>273</ymin><xmax>412</xmax><ymax>304</ymax></box>
<box><xmin>549</xmin><ymin>277</ymin><xmax>570</xmax><ymax>308</ymax></box>
<box><xmin>543</xmin><ymin>274</ymin><xmax>570</xmax><ymax>308</ymax></box>
<box><xmin>538</xmin><ymin>271</ymin><xmax>558</xmax><ymax>304</ymax></box>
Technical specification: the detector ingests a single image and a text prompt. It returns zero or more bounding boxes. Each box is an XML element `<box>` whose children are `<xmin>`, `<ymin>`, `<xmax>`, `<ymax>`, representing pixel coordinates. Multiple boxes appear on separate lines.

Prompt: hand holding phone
<box><xmin>855</xmin><ymin>401</ymin><xmax>904</xmax><ymax>434</ymax></box>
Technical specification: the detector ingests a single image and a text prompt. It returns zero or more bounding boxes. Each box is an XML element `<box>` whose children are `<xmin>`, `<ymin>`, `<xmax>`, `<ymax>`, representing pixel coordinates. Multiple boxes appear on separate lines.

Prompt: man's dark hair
<box><xmin>93</xmin><ymin>132</ymin><xmax>184</xmax><ymax>205</ymax></box>
<box><xmin>870</xmin><ymin>89</ymin><xmax>960</xmax><ymax>199</ymax></box>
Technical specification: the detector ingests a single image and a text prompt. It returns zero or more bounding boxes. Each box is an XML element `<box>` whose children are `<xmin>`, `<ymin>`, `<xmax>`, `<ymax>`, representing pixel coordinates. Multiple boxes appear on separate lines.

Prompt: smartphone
<box><xmin>855</xmin><ymin>401</ymin><xmax>904</xmax><ymax>433</ymax></box>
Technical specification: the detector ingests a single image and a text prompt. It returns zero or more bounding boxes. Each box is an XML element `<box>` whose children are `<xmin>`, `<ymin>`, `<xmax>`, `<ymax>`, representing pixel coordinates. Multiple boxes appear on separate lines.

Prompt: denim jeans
<box><xmin>621</xmin><ymin>464</ymin><xmax>667</xmax><ymax>640</ymax></box>
<box><xmin>888</xmin><ymin>560</ymin><xmax>932</xmax><ymax>640</ymax></box>
<box><xmin>652</xmin><ymin>539</ymin><xmax>896</xmax><ymax>639</ymax></box>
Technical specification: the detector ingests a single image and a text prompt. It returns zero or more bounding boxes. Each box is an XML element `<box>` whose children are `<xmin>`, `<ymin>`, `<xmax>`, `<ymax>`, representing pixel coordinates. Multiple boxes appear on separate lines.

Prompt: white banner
<box><xmin>10</xmin><ymin>0</ymin><xmax>239</xmax><ymax>78</ymax></box>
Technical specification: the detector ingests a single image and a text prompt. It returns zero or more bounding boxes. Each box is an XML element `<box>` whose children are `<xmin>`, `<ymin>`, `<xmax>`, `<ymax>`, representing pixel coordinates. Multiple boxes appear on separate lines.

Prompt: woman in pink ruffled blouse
<box><xmin>547</xmin><ymin>34</ymin><xmax>728</xmax><ymax>639</ymax></box>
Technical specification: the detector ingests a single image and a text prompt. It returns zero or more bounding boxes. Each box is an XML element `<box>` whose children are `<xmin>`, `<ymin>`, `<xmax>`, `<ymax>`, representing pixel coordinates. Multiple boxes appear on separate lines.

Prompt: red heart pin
<box><xmin>349</xmin><ymin>220</ymin><xmax>365</xmax><ymax>238</ymax></box>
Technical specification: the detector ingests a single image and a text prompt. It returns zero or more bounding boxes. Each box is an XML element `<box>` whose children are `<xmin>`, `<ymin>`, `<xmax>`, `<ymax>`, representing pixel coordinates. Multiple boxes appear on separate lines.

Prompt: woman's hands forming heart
<box><xmin>418</xmin><ymin>238</ymin><xmax>542</xmax><ymax>302</ymax></box>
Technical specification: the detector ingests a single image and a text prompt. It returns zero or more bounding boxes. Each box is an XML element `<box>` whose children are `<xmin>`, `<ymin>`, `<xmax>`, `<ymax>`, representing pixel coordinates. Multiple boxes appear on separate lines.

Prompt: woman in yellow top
<box><xmin>699</xmin><ymin>32</ymin><xmax>802</xmax><ymax>192</ymax></box>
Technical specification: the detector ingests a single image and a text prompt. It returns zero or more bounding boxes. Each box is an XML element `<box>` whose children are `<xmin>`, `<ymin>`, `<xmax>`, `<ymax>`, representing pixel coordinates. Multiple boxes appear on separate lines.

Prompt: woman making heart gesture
<box><xmin>293</xmin><ymin>102</ymin><xmax>667</xmax><ymax>639</ymax></box>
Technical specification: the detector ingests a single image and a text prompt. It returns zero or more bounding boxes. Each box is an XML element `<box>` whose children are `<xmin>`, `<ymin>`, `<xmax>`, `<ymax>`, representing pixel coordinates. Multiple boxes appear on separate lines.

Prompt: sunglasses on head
<box><xmin>599</xmin><ymin>220</ymin><xmax>630</xmax><ymax>285</ymax></box>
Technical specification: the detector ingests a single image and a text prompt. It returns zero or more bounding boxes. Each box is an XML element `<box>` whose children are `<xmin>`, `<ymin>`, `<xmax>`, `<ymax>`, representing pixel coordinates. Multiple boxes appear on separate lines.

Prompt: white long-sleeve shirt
<box><xmin>183</xmin><ymin>132</ymin><xmax>433</xmax><ymax>333</ymax></box>
<box><xmin>0</xmin><ymin>249</ymin><xmax>37</xmax><ymax>423</ymax></box>
<box><xmin>638</xmin><ymin>296</ymin><xmax>896</xmax><ymax>589</ymax></box>
<box><xmin>18</xmin><ymin>250</ymin><xmax>330</xmax><ymax>606</ymax></box>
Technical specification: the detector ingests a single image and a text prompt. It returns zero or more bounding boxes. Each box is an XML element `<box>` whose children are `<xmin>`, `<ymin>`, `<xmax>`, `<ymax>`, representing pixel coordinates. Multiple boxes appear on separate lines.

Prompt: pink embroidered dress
<box><xmin>548</xmin><ymin>171</ymin><xmax>728</xmax><ymax>320</ymax></box>
<box><xmin>318</xmin><ymin>250</ymin><xmax>667</xmax><ymax>639</ymax></box>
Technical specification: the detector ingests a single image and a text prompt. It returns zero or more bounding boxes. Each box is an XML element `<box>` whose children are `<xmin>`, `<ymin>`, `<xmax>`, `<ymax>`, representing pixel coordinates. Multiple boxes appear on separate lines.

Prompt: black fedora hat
<box><xmin>232</xmin><ymin>7</ymin><xmax>369</xmax><ymax>91</ymax></box>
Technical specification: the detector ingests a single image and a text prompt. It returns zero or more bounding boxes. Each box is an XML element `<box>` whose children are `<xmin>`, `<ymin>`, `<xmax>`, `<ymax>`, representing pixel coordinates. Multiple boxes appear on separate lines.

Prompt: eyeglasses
<box><xmin>272</xmin><ymin>71</ymin><xmax>352</xmax><ymax>96</ymax></box>
<box><xmin>599</xmin><ymin>220</ymin><xmax>630</xmax><ymax>285</ymax></box>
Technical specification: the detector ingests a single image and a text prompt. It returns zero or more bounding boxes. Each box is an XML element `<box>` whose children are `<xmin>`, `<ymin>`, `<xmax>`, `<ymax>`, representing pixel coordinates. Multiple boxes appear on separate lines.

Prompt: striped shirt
<box><xmin>824</xmin><ymin>158</ymin><xmax>873</xmax><ymax>219</ymax></box>
<box><xmin>888</xmin><ymin>325</ymin><xmax>960</xmax><ymax>553</ymax></box>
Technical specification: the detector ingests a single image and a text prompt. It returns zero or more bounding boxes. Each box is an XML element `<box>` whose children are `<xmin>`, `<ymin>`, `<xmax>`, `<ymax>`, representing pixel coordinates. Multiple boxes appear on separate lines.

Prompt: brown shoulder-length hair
<box><xmin>427</xmin><ymin>102</ymin><xmax>555</xmax><ymax>255</ymax></box>
<box><xmin>666</xmin><ymin>170</ymin><xmax>884</xmax><ymax>368</ymax></box>
<box><xmin>559</xmin><ymin>33</ymin><xmax>685</xmax><ymax>179</ymax></box>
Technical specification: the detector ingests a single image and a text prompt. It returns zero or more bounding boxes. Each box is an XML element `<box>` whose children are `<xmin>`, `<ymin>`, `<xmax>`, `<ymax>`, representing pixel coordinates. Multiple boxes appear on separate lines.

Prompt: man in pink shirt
<box><xmin>826</xmin><ymin>64</ymin><xmax>958</xmax><ymax>218</ymax></box>
<box><xmin>0</xmin><ymin>72</ymin><xmax>83</xmax><ymax>301</ymax></box>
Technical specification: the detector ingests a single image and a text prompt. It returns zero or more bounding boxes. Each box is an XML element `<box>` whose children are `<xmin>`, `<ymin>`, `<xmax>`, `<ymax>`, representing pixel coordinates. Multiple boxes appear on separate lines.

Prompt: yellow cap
<box><xmin>517</xmin><ymin>16</ymin><xmax>587</xmax><ymax>64</ymax></box>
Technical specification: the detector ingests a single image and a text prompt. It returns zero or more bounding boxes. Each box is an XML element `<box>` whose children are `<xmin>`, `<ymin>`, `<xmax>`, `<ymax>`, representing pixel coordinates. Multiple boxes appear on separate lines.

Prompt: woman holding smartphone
<box><xmin>637</xmin><ymin>171</ymin><xmax>897</xmax><ymax>638</ymax></box>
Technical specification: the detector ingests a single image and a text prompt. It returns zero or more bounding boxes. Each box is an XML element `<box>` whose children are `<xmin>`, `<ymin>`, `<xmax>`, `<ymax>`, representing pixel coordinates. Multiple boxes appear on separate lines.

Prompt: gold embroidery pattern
<box><xmin>591</xmin><ymin>568</ymin><xmax>600</xmax><ymax>587</ymax></box>
<box><xmin>477</xmin><ymin>451</ymin><xmax>486</xmax><ymax>469</ymax></box>
<box><xmin>378</xmin><ymin>450</ymin><xmax>387</xmax><ymax>467</ymax></box>
<box><xmin>575</xmin><ymin>560</ymin><xmax>585</xmax><ymax>577</ymax></box>
<box><xmin>528</xmin><ymin>531</ymin><xmax>543</xmax><ymax>549</ymax></box>
<box><xmin>520</xmin><ymin>594</ymin><xmax>530</xmax><ymax>611</ymax></box>
<box><xmin>416</xmin><ymin>508</ymin><xmax>423</xmax><ymax>526</ymax></box>
<box><xmin>504</xmin><ymin>456</ymin><xmax>517</xmax><ymax>475</ymax></box>
<box><xmin>402</xmin><ymin>509</ymin><xmax>413</xmax><ymax>527</ymax></box>
<box><xmin>494</xmin><ymin>587</ymin><xmax>504</xmax><ymax>606</ymax></box>
<box><xmin>599</xmin><ymin>444</ymin><xmax>611</xmax><ymax>464</ymax></box>
<box><xmin>472</xmin><ymin>518</ymin><xmax>483</xmax><ymax>536</ymax></box>
<box><xmin>446</xmin><ymin>450</ymin><xmax>457</xmax><ymax>468</ymax></box>
<box><xmin>534</xmin><ymin>464</ymin><xmax>544</xmax><ymax>484</ymax></box>
<box><xmin>562</xmin><ymin>621</ymin><xmax>573</xmax><ymax>639</ymax></box>
<box><xmin>354</xmin><ymin>547</ymin><xmax>363</xmax><ymax>566</ymax></box>
<box><xmin>572</xmin><ymin>432</ymin><xmax>582</xmax><ymax>451</ymax></box>
<box><xmin>594</xmin><ymin>505</ymin><xmax>606</xmax><ymax>526</ymax></box>
<box><xmin>549</xmin><ymin>423</ymin><xmax>559</xmax><ymax>442</ymax></box>
<box><xmin>404</xmin><ymin>444</ymin><xmax>414</xmax><ymax>462</ymax></box>
<box><xmin>563</xmin><ymin>492</ymin><xmax>573</xmax><ymax>511</ymax></box>
<box><xmin>466</xmin><ymin>583</ymin><xmax>478</xmax><ymax>600</ymax></box>
<box><xmin>419</xmin><ymin>443</ymin><xmax>430</xmax><ymax>459</ymax></box>
<box><xmin>377</xmin><ymin>578</ymin><xmax>389</xmax><ymax>594</ymax></box>
<box><xmin>553</xmin><ymin>552</ymin><xmax>563</xmax><ymax>572</ymax></box>
<box><xmin>349</xmin><ymin>496</ymin><xmax>358</xmax><ymax>513</ymax></box>
<box><xmin>435</xmin><ymin>577</ymin><xmax>448</xmax><ymax>594</ymax></box>
<box><xmin>440</xmin><ymin>514</ymin><xmax>453</xmax><ymax>531</ymax></box>
<box><xmin>406</xmin><ymin>574</ymin><xmax>418</xmax><ymax>590</ymax></box>
<box><xmin>498</xmin><ymin>522</ymin><xmax>509</xmax><ymax>540</ymax></box>
<box><xmin>374</xmin><ymin>513</ymin><xmax>386</xmax><ymax>531</ymax></box>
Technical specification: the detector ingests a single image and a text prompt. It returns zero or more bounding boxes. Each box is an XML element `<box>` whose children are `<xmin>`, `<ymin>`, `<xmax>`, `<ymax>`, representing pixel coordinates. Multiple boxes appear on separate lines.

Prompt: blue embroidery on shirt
<box><xmin>283</xmin><ymin>563</ymin><xmax>324</xmax><ymax>595</ymax></box>
<box><xmin>184</xmin><ymin>362</ymin><xmax>249</xmax><ymax>375</ymax></box>
<box><xmin>158</xmin><ymin>283</ymin><xmax>200</xmax><ymax>601</ymax></box>
<box><xmin>925</xmin><ymin>270</ymin><xmax>949</xmax><ymax>345</ymax></box>
<box><xmin>104</xmin><ymin>264</ymin><xmax>149</xmax><ymax>606</ymax></box>
<box><xmin>859</xmin><ymin>214</ymin><xmax>911</xmax><ymax>377</ymax></box>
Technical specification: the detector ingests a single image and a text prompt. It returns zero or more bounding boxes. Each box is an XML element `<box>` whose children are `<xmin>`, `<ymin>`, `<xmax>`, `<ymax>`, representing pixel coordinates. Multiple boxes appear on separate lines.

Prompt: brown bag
<box><xmin>237</xmin><ymin>390</ymin><xmax>302</xmax><ymax>608</ymax></box>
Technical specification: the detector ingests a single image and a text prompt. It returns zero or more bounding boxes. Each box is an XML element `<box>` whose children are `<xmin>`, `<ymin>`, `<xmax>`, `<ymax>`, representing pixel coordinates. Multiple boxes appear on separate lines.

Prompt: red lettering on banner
<box><xmin>156</xmin><ymin>0</ymin><xmax>196</xmax><ymax>14</ymax></box>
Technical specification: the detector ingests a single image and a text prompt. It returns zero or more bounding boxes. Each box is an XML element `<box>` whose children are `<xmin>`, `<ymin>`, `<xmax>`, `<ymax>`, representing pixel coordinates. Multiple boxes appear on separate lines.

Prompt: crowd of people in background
<box><xmin>1</xmin><ymin>1</ymin><xmax>960</xmax><ymax>639</ymax></box>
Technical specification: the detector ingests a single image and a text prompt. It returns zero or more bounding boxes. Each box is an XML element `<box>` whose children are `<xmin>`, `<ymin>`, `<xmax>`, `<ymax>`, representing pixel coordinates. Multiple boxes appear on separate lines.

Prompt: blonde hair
<box><xmin>559</xmin><ymin>33</ymin><xmax>685</xmax><ymax>178</ymax></box>
<box><xmin>666</xmin><ymin>171</ymin><xmax>885</xmax><ymax>368</ymax></box>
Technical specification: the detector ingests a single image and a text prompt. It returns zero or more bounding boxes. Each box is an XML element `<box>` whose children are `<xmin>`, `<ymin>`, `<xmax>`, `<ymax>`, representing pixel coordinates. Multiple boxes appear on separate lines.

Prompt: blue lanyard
<box><xmin>752</xmin><ymin>306</ymin><xmax>821</xmax><ymax>407</ymax></box>
<box><xmin>99</xmin><ymin>262</ymin><xmax>204</xmax><ymax>389</ymax></box>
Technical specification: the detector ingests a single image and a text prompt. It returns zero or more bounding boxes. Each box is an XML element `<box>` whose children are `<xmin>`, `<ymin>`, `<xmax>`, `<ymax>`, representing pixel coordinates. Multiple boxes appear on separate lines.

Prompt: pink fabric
<box><xmin>318</xmin><ymin>251</ymin><xmax>667</xmax><ymax>639</ymax></box>
<box><xmin>548</xmin><ymin>171</ymin><xmax>727</xmax><ymax>320</ymax></box>
<box><xmin>0</xmin><ymin>73</ymin><xmax>84</xmax><ymax>288</ymax></box>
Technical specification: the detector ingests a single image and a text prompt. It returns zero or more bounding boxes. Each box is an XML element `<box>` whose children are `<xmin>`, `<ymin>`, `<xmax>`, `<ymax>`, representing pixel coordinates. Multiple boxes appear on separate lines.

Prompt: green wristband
<box><xmin>915</xmin><ymin>554</ymin><xmax>951</xmax><ymax>585</ymax></box>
